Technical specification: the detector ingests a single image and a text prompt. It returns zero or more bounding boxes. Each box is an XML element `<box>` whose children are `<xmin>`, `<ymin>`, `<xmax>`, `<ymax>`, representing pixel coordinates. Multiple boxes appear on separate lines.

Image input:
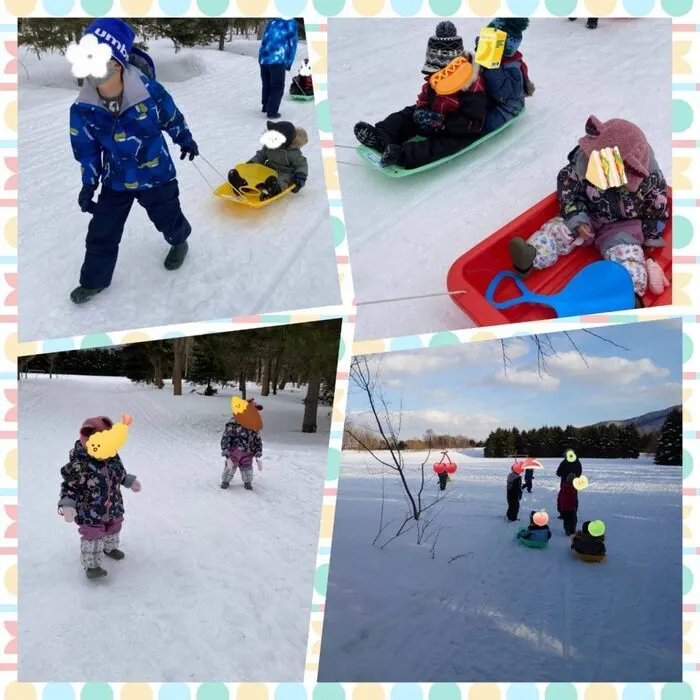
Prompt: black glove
<box><xmin>291</xmin><ymin>176</ymin><xmax>306</xmax><ymax>194</ymax></box>
<box><xmin>180</xmin><ymin>139</ymin><xmax>199</xmax><ymax>161</ymax></box>
<box><xmin>78</xmin><ymin>183</ymin><xmax>97</xmax><ymax>214</ymax></box>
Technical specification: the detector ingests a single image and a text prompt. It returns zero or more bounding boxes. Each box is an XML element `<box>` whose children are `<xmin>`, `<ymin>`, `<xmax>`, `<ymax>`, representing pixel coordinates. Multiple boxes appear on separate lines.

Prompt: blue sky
<box><xmin>347</xmin><ymin>319</ymin><xmax>683</xmax><ymax>440</ymax></box>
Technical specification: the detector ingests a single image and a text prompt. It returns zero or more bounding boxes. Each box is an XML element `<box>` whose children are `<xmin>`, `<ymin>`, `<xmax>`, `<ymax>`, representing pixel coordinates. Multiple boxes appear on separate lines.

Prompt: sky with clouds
<box><xmin>347</xmin><ymin>319</ymin><xmax>682</xmax><ymax>441</ymax></box>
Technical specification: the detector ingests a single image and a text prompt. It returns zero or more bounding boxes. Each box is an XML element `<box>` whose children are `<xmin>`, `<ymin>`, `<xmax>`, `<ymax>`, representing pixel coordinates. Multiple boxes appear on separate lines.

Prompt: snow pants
<box><xmin>374</xmin><ymin>107</ymin><xmax>478</xmax><ymax>170</ymax></box>
<box><xmin>527</xmin><ymin>217</ymin><xmax>648</xmax><ymax>296</ymax></box>
<box><xmin>78</xmin><ymin>517</ymin><xmax>123</xmax><ymax>570</ymax></box>
<box><xmin>80</xmin><ymin>179</ymin><xmax>191</xmax><ymax>289</ymax></box>
<box><xmin>261</xmin><ymin>63</ymin><xmax>286</xmax><ymax>116</ymax></box>
<box><xmin>561</xmin><ymin>511</ymin><xmax>577</xmax><ymax>536</ymax></box>
<box><xmin>222</xmin><ymin>451</ymin><xmax>254</xmax><ymax>486</ymax></box>
<box><xmin>523</xmin><ymin>476</ymin><xmax>533</xmax><ymax>493</ymax></box>
<box><xmin>506</xmin><ymin>491</ymin><xmax>520</xmax><ymax>521</ymax></box>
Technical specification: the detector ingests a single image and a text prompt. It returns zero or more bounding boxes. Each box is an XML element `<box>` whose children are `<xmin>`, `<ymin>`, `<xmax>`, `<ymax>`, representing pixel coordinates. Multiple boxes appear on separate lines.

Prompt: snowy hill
<box><xmin>589</xmin><ymin>404</ymin><xmax>680</xmax><ymax>433</ymax></box>
<box><xmin>18</xmin><ymin>374</ymin><xmax>328</xmax><ymax>681</ymax></box>
<box><xmin>19</xmin><ymin>38</ymin><xmax>340</xmax><ymax>342</ymax></box>
<box><xmin>328</xmin><ymin>18</ymin><xmax>671</xmax><ymax>340</ymax></box>
<box><xmin>318</xmin><ymin>451</ymin><xmax>682</xmax><ymax>682</ymax></box>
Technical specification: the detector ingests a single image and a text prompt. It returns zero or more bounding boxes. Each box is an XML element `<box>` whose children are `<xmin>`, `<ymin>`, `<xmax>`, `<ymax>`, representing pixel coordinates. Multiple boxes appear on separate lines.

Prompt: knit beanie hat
<box><xmin>423</xmin><ymin>21</ymin><xmax>466</xmax><ymax>75</ymax></box>
<box><xmin>488</xmin><ymin>18</ymin><xmax>529</xmax><ymax>57</ymax></box>
<box><xmin>79</xmin><ymin>416</ymin><xmax>113</xmax><ymax>446</ymax></box>
<box><xmin>261</xmin><ymin>120</ymin><xmax>297</xmax><ymax>148</ymax></box>
<box><xmin>578</xmin><ymin>115</ymin><xmax>651</xmax><ymax>192</ymax></box>
<box><xmin>84</xmin><ymin>19</ymin><xmax>135</xmax><ymax>68</ymax></box>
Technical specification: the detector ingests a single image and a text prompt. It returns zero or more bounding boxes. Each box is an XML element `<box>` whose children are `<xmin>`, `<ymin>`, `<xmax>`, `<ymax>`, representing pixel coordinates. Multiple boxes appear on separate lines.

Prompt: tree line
<box><xmin>19</xmin><ymin>18</ymin><xmax>306</xmax><ymax>57</ymax></box>
<box><xmin>19</xmin><ymin>320</ymin><xmax>341</xmax><ymax>434</ymax></box>
<box><xmin>342</xmin><ymin>425</ymin><xmax>480</xmax><ymax>451</ymax></box>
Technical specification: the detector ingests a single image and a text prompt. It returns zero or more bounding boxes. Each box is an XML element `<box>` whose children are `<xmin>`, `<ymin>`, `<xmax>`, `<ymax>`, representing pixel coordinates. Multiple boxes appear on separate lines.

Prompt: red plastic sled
<box><xmin>446</xmin><ymin>189</ymin><xmax>672</xmax><ymax>326</ymax></box>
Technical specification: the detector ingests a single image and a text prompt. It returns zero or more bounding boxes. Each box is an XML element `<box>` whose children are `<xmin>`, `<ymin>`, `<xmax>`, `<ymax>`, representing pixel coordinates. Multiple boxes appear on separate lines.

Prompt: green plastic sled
<box><xmin>516</xmin><ymin>528</ymin><xmax>549</xmax><ymax>549</ymax></box>
<box><xmin>356</xmin><ymin>108</ymin><xmax>525</xmax><ymax>178</ymax></box>
<box><xmin>290</xmin><ymin>93</ymin><xmax>314</xmax><ymax>102</ymax></box>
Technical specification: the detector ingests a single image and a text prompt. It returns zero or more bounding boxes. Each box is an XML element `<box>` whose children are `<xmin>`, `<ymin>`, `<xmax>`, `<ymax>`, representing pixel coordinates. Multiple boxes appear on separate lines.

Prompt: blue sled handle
<box><xmin>485</xmin><ymin>271</ymin><xmax>546</xmax><ymax>310</ymax></box>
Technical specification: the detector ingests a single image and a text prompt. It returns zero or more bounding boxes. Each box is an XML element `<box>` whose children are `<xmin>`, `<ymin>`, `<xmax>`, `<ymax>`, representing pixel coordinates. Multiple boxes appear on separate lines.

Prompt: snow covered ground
<box><xmin>18</xmin><ymin>374</ymin><xmax>329</xmax><ymax>681</ymax></box>
<box><xmin>328</xmin><ymin>19</ymin><xmax>672</xmax><ymax>340</ymax></box>
<box><xmin>19</xmin><ymin>38</ymin><xmax>340</xmax><ymax>342</ymax></box>
<box><xmin>318</xmin><ymin>450</ymin><xmax>681</xmax><ymax>682</ymax></box>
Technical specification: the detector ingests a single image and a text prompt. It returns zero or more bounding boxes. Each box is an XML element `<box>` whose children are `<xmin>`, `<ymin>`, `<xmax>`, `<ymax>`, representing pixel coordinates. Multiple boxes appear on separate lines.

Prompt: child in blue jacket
<box><xmin>68</xmin><ymin>19</ymin><xmax>199</xmax><ymax>305</ymax></box>
<box><xmin>259</xmin><ymin>18</ymin><xmax>299</xmax><ymax>119</ymax></box>
<box><xmin>477</xmin><ymin>18</ymin><xmax>535</xmax><ymax>133</ymax></box>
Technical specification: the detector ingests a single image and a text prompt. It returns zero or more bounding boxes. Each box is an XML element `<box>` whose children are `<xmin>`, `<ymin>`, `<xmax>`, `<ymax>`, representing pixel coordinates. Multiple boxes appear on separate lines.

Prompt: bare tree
<box><xmin>172</xmin><ymin>338</ymin><xmax>186</xmax><ymax>396</ymax></box>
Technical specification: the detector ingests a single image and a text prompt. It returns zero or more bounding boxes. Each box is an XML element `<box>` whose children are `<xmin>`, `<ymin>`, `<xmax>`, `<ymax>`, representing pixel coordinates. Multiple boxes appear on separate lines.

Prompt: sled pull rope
<box><xmin>191</xmin><ymin>154</ymin><xmax>229</xmax><ymax>193</ymax></box>
<box><xmin>356</xmin><ymin>289</ymin><xmax>469</xmax><ymax>306</ymax></box>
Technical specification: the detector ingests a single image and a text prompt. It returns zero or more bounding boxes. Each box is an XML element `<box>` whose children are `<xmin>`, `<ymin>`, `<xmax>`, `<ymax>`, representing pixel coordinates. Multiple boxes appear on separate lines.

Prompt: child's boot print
<box><xmin>354</xmin><ymin>122</ymin><xmax>386</xmax><ymax>153</ymax></box>
<box><xmin>70</xmin><ymin>286</ymin><xmax>105</xmax><ymax>305</ymax></box>
<box><xmin>81</xmin><ymin>538</ymin><xmax>107</xmax><ymax>579</ymax></box>
<box><xmin>164</xmin><ymin>242</ymin><xmax>189</xmax><ymax>271</ymax></box>
<box><xmin>103</xmin><ymin>532</ymin><xmax>124</xmax><ymax>560</ymax></box>
<box><xmin>509</xmin><ymin>237</ymin><xmax>537</xmax><ymax>277</ymax></box>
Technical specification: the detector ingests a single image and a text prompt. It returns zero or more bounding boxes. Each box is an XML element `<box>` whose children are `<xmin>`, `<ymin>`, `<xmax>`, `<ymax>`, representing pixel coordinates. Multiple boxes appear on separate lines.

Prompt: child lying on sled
<box><xmin>353</xmin><ymin>21</ymin><xmax>487</xmax><ymax>171</ymax></box>
<box><xmin>228</xmin><ymin>121</ymin><xmax>308</xmax><ymax>200</ymax></box>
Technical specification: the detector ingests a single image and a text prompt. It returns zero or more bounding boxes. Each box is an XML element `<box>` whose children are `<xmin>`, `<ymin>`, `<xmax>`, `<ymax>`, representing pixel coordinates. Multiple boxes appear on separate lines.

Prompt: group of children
<box><xmin>507</xmin><ymin>451</ymin><xmax>607</xmax><ymax>559</ymax></box>
<box><xmin>57</xmin><ymin>397</ymin><xmax>265</xmax><ymax>580</ymax></box>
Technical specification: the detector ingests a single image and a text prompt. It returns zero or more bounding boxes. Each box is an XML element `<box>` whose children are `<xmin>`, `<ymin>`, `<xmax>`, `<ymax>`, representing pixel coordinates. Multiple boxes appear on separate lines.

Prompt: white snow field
<box><xmin>318</xmin><ymin>450</ymin><xmax>682</xmax><ymax>682</ymax></box>
<box><xmin>19</xmin><ymin>374</ymin><xmax>329</xmax><ymax>681</ymax></box>
<box><xmin>328</xmin><ymin>19</ymin><xmax>672</xmax><ymax>340</ymax></box>
<box><xmin>19</xmin><ymin>38</ymin><xmax>340</xmax><ymax>342</ymax></box>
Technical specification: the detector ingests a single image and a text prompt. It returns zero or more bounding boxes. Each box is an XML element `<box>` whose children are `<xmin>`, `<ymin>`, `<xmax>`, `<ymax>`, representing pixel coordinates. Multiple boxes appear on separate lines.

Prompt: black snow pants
<box><xmin>562</xmin><ymin>511</ymin><xmax>578</xmax><ymax>536</ymax></box>
<box><xmin>506</xmin><ymin>490</ymin><xmax>520</xmax><ymax>521</ymax></box>
<box><xmin>260</xmin><ymin>63</ymin><xmax>286</xmax><ymax>116</ymax></box>
<box><xmin>374</xmin><ymin>106</ymin><xmax>477</xmax><ymax>170</ymax></box>
<box><xmin>80</xmin><ymin>179</ymin><xmax>191</xmax><ymax>289</ymax></box>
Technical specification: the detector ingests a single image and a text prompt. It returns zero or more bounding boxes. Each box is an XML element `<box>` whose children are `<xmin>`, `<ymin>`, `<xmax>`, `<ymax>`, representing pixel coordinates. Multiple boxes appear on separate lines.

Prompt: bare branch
<box><xmin>581</xmin><ymin>328</ymin><xmax>630</xmax><ymax>351</ymax></box>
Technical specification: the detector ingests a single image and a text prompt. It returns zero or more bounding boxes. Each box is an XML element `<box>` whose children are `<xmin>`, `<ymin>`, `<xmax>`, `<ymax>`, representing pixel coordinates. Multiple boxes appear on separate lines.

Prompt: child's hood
<box><xmin>74</xmin><ymin>65</ymin><xmax>151</xmax><ymax>115</ymax></box>
<box><xmin>260</xmin><ymin>120</ymin><xmax>307</xmax><ymax>150</ymax></box>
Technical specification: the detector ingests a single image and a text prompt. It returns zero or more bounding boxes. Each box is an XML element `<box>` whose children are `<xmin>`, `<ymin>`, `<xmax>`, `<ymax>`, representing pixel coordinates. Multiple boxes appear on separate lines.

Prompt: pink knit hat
<box><xmin>79</xmin><ymin>416</ymin><xmax>113</xmax><ymax>446</ymax></box>
<box><xmin>578</xmin><ymin>115</ymin><xmax>651</xmax><ymax>193</ymax></box>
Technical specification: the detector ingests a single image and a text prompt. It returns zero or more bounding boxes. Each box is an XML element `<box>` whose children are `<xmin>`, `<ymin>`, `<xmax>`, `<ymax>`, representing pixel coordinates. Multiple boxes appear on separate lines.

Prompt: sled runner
<box><xmin>516</xmin><ymin>529</ymin><xmax>549</xmax><ymax>549</ymax></box>
<box><xmin>356</xmin><ymin>109</ymin><xmax>525</xmax><ymax>178</ymax></box>
<box><xmin>573</xmin><ymin>551</ymin><xmax>605</xmax><ymax>563</ymax></box>
<box><xmin>446</xmin><ymin>188</ymin><xmax>673</xmax><ymax>326</ymax></box>
<box><xmin>214</xmin><ymin>163</ymin><xmax>294</xmax><ymax>209</ymax></box>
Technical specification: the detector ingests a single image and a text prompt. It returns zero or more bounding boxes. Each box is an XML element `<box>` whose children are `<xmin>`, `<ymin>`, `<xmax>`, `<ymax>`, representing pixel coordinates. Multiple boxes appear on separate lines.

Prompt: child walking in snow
<box><xmin>290</xmin><ymin>58</ymin><xmax>314</xmax><ymax>97</ymax></box>
<box><xmin>506</xmin><ymin>463</ymin><xmax>523</xmax><ymax>521</ymax></box>
<box><xmin>228</xmin><ymin>121</ymin><xmax>308</xmax><ymax>201</ymax></box>
<box><xmin>523</xmin><ymin>467</ymin><xmax>534</xmax><ymax>493</ymax></box>
<box><xmin>69</xmin><ymin>19</ymin><xmax>199</xmax><ymax>305</ymax></box>
<box><xmin>58</xmin><ymin>416</ymin><xmax>141</xmax><ymax>580</ymax></box>
<box><xmin>476</xmin><ymin>18</ymin><xmax>534</xmax><ymax>133</ymax></box>
<box><xmin>220</xmin><ymin>398</ymin><xmax>264</xmax><ymax>491</ymax></box>
<box><xmin>557</xmin><ymin>473</ymin><xmax>579</xmax><ymax>536</ymax></box>
<box><xmin>517</xmin><ymin>510</ymin><xmax>552</xmax><ymax>544</ymax></box>
<box><xmin>509</xmin><ymin>116</ymin><xmax>669</xmax><ymax>304</ymax></box>
<box><xmin>571</xmin><ymin>521</ymin><xmax>607</xmax><ymax>556</ymax></box>
<box><xmin>353</xmin><ymin>21</ymin><xmax>487</xmax><ymax>170</ymax></box>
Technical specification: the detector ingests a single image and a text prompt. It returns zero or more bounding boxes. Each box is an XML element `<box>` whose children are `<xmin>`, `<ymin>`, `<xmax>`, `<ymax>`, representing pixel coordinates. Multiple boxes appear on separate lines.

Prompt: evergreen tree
<box><xmin>655</xmin><ymin>409</ymin><xmax>682</xmax><ymax>465</ymax></box>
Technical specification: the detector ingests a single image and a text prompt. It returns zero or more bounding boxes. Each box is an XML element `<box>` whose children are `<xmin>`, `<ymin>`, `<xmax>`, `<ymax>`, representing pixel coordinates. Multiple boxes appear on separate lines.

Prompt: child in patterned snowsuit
<box><xmin>58</xmin><ymin>416</ymin><xmax>141</xmax><ymax>580</ymax></box>
<box><xmin>353</xmin><ymin>21</ymin><xmax>487</xmax><ymax>170</ymax></box>
<box><xmin>220</xmin><ymin>399</ymin><xmax>264</xmax><ymax>491</ymax></box>
<box><xmin>69</xmin><ymin>19</ymin><xmax>199</xmax><ymax>305</ymax></box>
<box><xmin>509</xmin><ymin>116</ymin><xmax>669</xmax><ymax>302</ymax></box>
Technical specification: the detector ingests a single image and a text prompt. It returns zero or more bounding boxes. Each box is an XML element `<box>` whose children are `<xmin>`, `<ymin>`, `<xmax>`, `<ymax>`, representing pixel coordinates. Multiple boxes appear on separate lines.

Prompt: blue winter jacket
<box><xmin>482</xmin><ymin>57</ymin><xmax>525</xmax><ymax>133</ymax></box>
<box><xmin>259</xmin><ymin>19</ymin><xmax>298</xmax><ymax>69</ymax></box>
<box><xmin>69</xmin><ymin>67</ymin><xmax>195</xmax><ymax>192</ymax></box>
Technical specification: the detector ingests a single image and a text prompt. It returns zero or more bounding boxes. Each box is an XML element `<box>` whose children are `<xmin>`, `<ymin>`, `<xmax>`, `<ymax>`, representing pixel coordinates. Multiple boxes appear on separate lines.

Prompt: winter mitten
<box><xmin>179</xmin><ymin>139</ymin><xmax>199</xmax><ymax>161</ymax></box>
<box><xmin>61</xmin><ymin>506</ymin><xmax>77</xmax><ymax>523</ymax></box>
<box><xmin>291</xmin><ymin>175</ymin><xmax>306</xmax><ymax>194</ymax></box>
<box><xmin>78</xmin><ymin>184</ymin><xmax>97</xmax><ymax>214</ymax></box>
<box><xmin>525</xmin><ymin>79</ymin><xmax>536</xmax><ymax>96</ymax></box>
<box><xmin>256</xmin><ymin>458</ymin><xmax>264</xmax><ymax>472</ymax></box>
<box><xmin>225</xmin><ymin>458</ymin><xmax>234</xmax><ymax>469</ymax></box>
<box><xmin>130</xmin><ymin>479</ymin><xmax>142</xmax><ymax>493</ymax></box>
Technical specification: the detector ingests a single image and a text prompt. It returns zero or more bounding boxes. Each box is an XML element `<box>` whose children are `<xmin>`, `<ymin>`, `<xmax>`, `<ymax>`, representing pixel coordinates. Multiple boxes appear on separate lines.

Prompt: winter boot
<box><xmin>104</xmin><ymin>548</ymin><xmax>125</xmax><ymax>560</ymax></box>
<box><xmin>267</xmin><ymin>112</ymin><xmax>281</xmax><ymax>119</ymax></box>
<box><xmin>228</xmin><ymin>169</ymin><xmax>248</xmax><ymax>194</ymax></box>
<box><xmin>220</xmin><ymin>481</ymin><xmax>230</xmax><ymax>489</ymax></box>
<box><xmin>354</xmin><ymin>122</ymin><xmax>386</xmax><ymax>153</ymax></box>
<box><xmin>86</xmin><ymin>567</ymin><xmax>108</xmax><ymax>580</ymax></box>
<box><xmin>164</xmin><ymin>241</ymin><xmax>189</xmax><ymax>271</ymax></box>
<box><xmin>586</xmin><ymin>18</ymin><xmax>598</xmax><ymax>28</ymax></box>
<box><xmin>380</xmin><ymin>144</ymin><xmax>403</xmax><ymax>168</ymax></box>
<box><xmin>244</xmin><ymin>482</ymin><xmax>253</xmax><ymax>491</ymax></box>
<box><xmin>568</xmin><ymin>17</ymin><xmax>577</xmax><ymax>21</ymax></box>
<box><xmin>258</xmin><ymin>176</ymin><xmax>283</xmax><ymax>201</ymax></box>
<box><xmin>509</xmin><ymin>237</ymin><xmax>537</xmax><ymax>277</ymax></box>
<box><xmin>635</xmin><ymin>294</ymin><xmax>645</xmax><ymax>309</ymax></box>
<box><xmin>70</xmin><ymin>286</ymin><xmax>105</xmax><ymax>305</ymax></box>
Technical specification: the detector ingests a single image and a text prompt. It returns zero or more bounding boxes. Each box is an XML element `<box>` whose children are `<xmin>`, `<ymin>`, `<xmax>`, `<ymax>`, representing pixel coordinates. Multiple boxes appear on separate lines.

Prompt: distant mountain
<box><xmin>588</xmin><ymin>405</ymin><xmax>681</xmax><ymax>433</ymax></box>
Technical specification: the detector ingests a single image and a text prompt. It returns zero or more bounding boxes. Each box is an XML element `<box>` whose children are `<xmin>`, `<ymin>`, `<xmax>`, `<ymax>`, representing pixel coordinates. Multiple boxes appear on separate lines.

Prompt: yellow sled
<box><xmin>214</xmin><ymin>163</ymin><xmax>294</xmax><ymax>209</ymax></box>
<box><xmin>573</xmin><ymin>551</ymin><xmax>606</xmax><ymax>563</ymax></box>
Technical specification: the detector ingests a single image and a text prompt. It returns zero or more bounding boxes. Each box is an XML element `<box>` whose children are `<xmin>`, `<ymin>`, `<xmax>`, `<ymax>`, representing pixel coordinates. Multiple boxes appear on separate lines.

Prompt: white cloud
<box><xmin>547</xmin><ymin>351</ymin><xmax>669</xmax><ymax>385</ymax></box>
<box><xmin>485</xmin><ymin>368</ymin><xmax>560</xmax><ymax>391</ymax></box>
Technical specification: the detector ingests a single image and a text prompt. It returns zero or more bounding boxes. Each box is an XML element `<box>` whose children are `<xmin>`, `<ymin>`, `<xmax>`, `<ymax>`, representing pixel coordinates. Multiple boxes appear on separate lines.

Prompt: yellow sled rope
<box><xmin>214</xmin><ymin>163</ymin><xmax>294</xmax><ymax>209</ymax></box>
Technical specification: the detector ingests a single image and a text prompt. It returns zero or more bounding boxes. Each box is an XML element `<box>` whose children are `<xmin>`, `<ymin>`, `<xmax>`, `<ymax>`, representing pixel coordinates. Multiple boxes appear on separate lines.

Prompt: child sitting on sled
<box><xmin>506</xmin><ymin>463</ymin><xmax>523</xmax><ymax>521</ymax></box>
<box><xmin>509</xmin><ymin>116</ymin><xmax>669</xmax><ymax>305</ymax></box>
<box><xmin>571</xmin><ymin>520</ymin><xmax>607</xmax><ymax>557</ymax></box>
<box><xmin>476</xmin><ymin>18</ymin><xmax>535</xmax><ymax>133</ymax></box>
<box><xmin>220</xmin><ymin>397</ymin><xmax>264</xmax><ymax>491</ymax></box>
<box><xmin>517</xmin><ymin>511</ymin><xmax>552</xmax><ymax>543</ymax></box>
<box><xmin>228</xmin><ymin>121</ymin><xmax>308</xmax><ymax>201</ymax></box>
<box><xmin>353</xmin><ymin>21</ymin><xmax>487</xmax><ymax>170</ymax></box>
<box><xmin>557</xmin><ymin>473</ymin><xmax>579</xmax><ymax>536</ymax></box>
<box><xmin>290</xmin><ymin>58</ymin><xmax>314</xmax><ymax>97</ymax></box>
